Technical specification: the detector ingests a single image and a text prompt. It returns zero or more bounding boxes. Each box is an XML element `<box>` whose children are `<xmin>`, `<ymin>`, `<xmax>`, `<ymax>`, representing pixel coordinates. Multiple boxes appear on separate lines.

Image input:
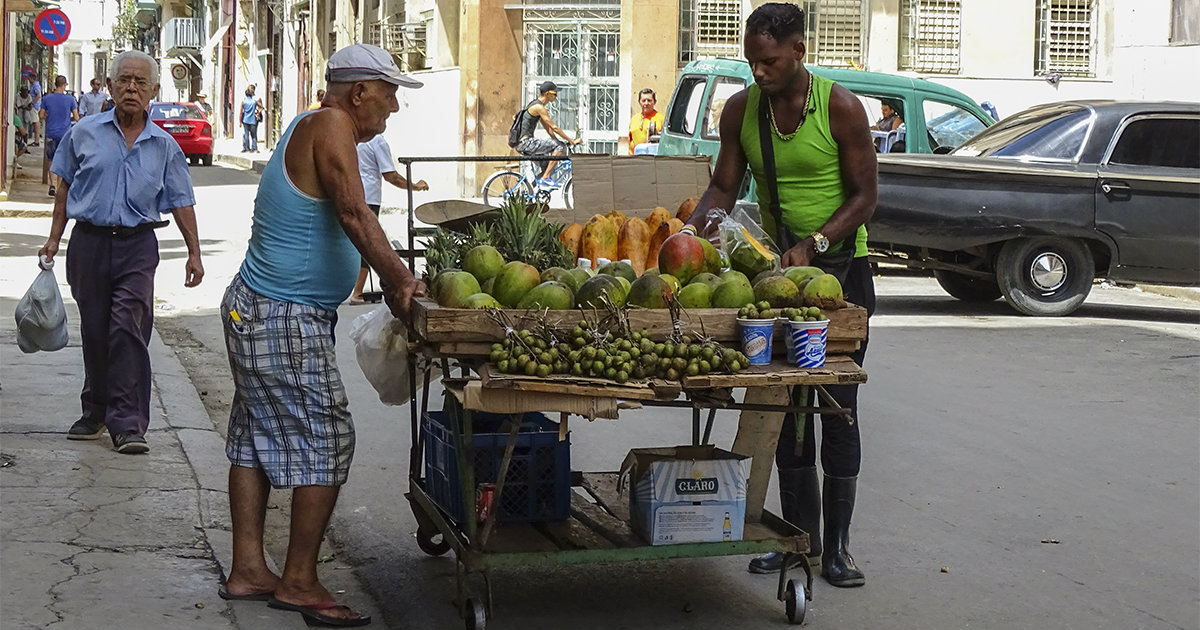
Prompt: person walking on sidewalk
<box><xmin>78</xmin><ymin>78</ymin><xmax>109</xmax><ymax>117</ymax></box>
<box><xmin>349</xmin><ymin>133</ymin><xmax>428</xmax><ymax>304</ymax></box>
<box><xmin>40</xmin><ymin>75</ymin><xmax>79</xmax><ymax>197</ymax></box>
<box><xmin>241</xmin><ymin>85</ymin><xmax>264</xmax><ymax>152</ymax></box>
<box><xmin>27</xmin><ymin>73</ymin><xmax>42</xmax><ymax>146</ymax></box>
<box><xmin>683</xmin><ymin>2</ymin><xmax>877</xmax><ymax>588</ymax></box>
<box><xmin>218</xmin><ymin>43</ymin><xmax>425</xmax><ymax>627</ymax></box>
<box><xmin>38</xmin><ymin>50</ymin><xmax>205</xmax><ymax>455</ymax></box>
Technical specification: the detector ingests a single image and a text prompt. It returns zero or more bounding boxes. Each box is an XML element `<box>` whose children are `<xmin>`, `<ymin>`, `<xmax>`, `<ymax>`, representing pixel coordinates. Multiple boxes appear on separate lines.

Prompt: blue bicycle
<box><xmin>481</xmin><ymin>144</ymin><xmax>575</xmax><ymax>209</ymax></box>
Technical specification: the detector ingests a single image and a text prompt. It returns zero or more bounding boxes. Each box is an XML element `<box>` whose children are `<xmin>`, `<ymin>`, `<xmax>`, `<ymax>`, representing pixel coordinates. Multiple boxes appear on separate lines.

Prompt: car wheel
<box><xmin>933</xmin><ymin>270</ymin><xmax>1001</xmax><ymax>302</ymax></box>
<box><xmin>996</xmin><ymin>237</ymin><xmax>1094</xmax><ymax>316</ymax></box>
<box><xmin>201</xmin><ymin>153</ymin><xmax>213</xmax><ymax>166</ymax></box>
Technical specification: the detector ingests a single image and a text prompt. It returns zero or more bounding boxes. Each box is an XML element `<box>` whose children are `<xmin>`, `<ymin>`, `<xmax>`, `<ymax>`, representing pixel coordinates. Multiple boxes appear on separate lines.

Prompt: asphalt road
<box><xmin>16</xmin><ymin>163</ymin><xmax>1194</xmax><ymax>630</ymax></box>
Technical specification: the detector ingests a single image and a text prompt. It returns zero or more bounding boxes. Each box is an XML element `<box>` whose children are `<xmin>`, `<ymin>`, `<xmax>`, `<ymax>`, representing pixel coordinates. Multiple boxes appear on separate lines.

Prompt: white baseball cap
<box><xmin>325</xmin><ymin>44</ymin><xmax>423</xmax><ymax>89</ymax></box>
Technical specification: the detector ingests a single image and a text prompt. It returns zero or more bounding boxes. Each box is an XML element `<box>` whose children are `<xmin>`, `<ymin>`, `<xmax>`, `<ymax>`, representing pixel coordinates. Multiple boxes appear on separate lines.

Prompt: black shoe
<box><xmin>67</xmin><ymin>418</ymin><xmax>106</xmax><ymax>440</ymax></box>
<box><xmin>748</xmin><ymin>552</ymin><xmax>807</xmax><ymax>574</ymax></box>
<box><xmin>822</xmin><ymin>475</ymin><xmax>865</xmax><ymax>587</ymax></box>
<box><xmin>48</xmin><ymin>186</ymin><xmax>55</xmax><ymax>197</ymax></box>
<box><xmin>113</xmin><ymin>431</ymin><xmax>149</xmax><ymax>454</ymax></box>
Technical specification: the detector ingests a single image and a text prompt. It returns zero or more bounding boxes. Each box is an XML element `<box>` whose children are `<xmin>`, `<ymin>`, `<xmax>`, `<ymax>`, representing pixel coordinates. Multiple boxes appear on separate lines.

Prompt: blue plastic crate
<box><xmin>423</xmin><ymin>410</ymin><xmax>570</xmax><ymax>524</ymax></box>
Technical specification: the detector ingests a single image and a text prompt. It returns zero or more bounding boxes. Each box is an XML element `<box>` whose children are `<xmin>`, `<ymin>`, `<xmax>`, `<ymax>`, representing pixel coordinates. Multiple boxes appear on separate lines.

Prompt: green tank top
<box><xmin>739</xmin><ymin>76</ymin><xmax>868</xmax><ymax>257</ymax></box>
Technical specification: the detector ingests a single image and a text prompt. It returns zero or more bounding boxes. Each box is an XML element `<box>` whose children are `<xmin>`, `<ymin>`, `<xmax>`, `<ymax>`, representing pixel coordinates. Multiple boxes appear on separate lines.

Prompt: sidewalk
<box><xmin>0</xmin><ymin>299</ymin><xmax>304</xmax><ymax>630</ymax></box>
<box><xmin>0</xmin><ymin>144</ymin><xmax>55</xmax><ymax>217</ymax></box>
<box><xmin>213</xmin><ymin>137</ymin><xmax>271</xmax><ymax>173</ymax></box>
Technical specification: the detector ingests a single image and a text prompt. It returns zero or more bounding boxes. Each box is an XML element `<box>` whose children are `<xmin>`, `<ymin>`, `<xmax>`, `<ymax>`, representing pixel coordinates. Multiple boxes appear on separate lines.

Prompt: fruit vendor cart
<box><xmin>402</xmin><ymin>298</ymin><xmax>868</xmax><ymax>629</ymax></box>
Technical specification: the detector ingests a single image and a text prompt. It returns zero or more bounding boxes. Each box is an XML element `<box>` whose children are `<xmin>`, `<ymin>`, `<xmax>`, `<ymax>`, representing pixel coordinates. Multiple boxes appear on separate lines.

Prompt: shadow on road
<box><xmin>189</xmin><ymin>165</ymin><xmax>262</xmax><ymax>187</ymax></box>
<box><xmin>878</xmin><ymin>295</ymin><xmax>1200</xmax><ymax>325</ymax></box>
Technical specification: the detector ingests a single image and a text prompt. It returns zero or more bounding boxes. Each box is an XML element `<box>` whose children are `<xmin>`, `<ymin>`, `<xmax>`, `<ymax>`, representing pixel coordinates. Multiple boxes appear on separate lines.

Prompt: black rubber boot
<box><xmin>822</xmin><ymin>475</ymin><xmax>865</xmax><ymax>587</ymax></box>
<box><xmin>748</xmin><ymin>467</ymin><xmax>822</xmax><ymax>574</ymax></box>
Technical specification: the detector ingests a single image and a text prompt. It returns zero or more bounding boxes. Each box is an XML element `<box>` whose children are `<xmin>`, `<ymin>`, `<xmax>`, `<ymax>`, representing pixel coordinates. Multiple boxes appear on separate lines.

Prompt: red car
<box><xmin>149</xmin><ymin>102</ymin><xmax>214</xmax><ymax>166</ymax></box>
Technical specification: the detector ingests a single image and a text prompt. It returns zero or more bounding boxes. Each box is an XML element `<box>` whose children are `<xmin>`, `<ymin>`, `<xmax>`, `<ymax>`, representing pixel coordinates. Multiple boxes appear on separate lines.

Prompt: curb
<box><xmin>1137</xmin><ymin>284</ymin><xmax>1200</xmax><ymax>303</ymax></box>
<box><xmin>216</xmin><ymin>153</ymin><xmax>269</xmax><ymax>174</ymax></box>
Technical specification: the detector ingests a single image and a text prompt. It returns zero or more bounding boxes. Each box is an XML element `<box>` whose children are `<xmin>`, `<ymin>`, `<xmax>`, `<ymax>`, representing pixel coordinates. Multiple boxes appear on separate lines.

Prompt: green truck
<box><xmin>658</xmin><ymin>59</ymin><xmax>994</xmax><ymax>160</ymax></box>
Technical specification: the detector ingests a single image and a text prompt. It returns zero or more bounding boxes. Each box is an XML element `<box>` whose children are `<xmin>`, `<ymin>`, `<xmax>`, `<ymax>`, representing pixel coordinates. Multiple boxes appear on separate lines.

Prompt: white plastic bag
<box><xmin>15</xmin><ymin>256</ymin><xmax>69</xmax><ymax>353</ymax></box>
<box><xmin>350</xmin><ymin>305</ymin><xmax>420</xmax><ymax>406</ymax></box>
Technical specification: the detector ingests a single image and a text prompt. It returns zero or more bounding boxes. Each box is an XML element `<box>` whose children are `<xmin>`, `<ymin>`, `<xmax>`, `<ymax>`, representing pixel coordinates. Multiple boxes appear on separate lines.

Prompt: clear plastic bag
<box><xmin>718</xmin><ymin>207</ymin><xmax>782</xmax><ymax>276</ymax></box>
<box><xmin>15</xmin><ymin>256</ymin><xmax>68</xmax><ymax>353</ymax></box>
<box><xmin>350</xmin><ymin>305</ymin><xmax>420</xmax><ymax>406</ymax></box>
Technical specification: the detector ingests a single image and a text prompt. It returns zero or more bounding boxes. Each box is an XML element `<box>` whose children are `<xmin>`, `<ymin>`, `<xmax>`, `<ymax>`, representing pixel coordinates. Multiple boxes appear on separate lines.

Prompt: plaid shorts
<box><xmin>221</xmin><ymin>274</ymin><xmax>355</xmax><ymax>488</ymax></box>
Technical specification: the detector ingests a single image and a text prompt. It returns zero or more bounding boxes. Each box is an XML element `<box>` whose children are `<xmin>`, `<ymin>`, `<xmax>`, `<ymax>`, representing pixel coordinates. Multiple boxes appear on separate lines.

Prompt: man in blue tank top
<box><xmin>219</xmin><ymin>44</ymin><xmax>424</xmax><ymax>626</ymax></box>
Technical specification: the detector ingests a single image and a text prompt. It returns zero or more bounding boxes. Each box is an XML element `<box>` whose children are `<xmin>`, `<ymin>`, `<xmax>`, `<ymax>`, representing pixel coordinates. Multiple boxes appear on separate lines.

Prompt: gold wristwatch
<box><xmin>810</xmin><ymin>231</ymin><xmax>830</xmax><ymax>254</ymax></box>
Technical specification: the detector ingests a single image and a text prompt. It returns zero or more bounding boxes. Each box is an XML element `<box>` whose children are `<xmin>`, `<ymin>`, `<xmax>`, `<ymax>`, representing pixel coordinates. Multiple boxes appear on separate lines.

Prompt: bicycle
<box><xmin>481</xmin><ymin>143</ymin><xmax>576</xmax><ymax>209</ymax></box>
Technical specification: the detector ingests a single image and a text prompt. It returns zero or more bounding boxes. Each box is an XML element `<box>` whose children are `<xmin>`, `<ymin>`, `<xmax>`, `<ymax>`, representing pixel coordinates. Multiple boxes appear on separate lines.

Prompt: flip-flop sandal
<box><xmin>218</xmin><ymin>586</ymin><xmax>273</xmax><ymax>602</ymax></box>
<box><xmin>267</xmin><ymin>597</ymin><xmax>371</xmax><ymax>627</ymax></box>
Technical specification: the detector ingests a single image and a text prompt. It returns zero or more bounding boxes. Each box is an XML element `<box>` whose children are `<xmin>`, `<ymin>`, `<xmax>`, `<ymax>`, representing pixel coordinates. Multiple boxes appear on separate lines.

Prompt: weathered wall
<box><xmin>458</xmin><ymin>0</ymin><xmax>521</xmax><ymax>192</ymax></box>
<box><xmin>619</xmin><ymin>0</ymin><xmax>679</xmax><ymax>154</ymax></box>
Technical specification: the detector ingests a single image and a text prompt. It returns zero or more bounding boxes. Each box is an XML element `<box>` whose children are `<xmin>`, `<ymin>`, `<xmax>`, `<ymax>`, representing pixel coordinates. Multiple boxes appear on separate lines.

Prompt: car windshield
<box><xmin>150</xmin><ymin>103</ymin><xmax>205</xmax><ymax>121</ymax></box>
<box><xmin>954</xmin><ymin>104</ymin><xmax>1091</xmax><ymax>161</ymax></box>
<box><xmin>927</xmin><ymin>108</ymin><xmax>989</xmax><ymax>149</ymax></box>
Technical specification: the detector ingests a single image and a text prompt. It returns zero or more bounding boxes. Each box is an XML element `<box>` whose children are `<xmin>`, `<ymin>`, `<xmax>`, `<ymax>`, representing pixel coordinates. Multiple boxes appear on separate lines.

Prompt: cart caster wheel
<box><xmin>785</xmin><ymin>579</ymin><xmax>806</xmax><ymax>625</ymax></box>
<box><xmin>416</xmin><ymin>528</ymin><xmax>451</xmax><ymax>556</ymax></box>
<box><xmin>464</xmin><ymin>597</ymin><xmax>487</xmax><ymax>630</ymax></box>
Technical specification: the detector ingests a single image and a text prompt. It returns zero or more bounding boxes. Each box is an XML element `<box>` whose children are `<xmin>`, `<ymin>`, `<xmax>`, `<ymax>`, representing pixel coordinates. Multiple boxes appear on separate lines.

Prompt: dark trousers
<box><xmin>361</xmin><ymin>204</ymin><xmax>381</xmax><ymax>269</ymax></box>
<box><xmin>242</xmin><ymin>121</ymin><xmax>258</xmax><ymax>151</ymax></box>
<box><xmin>65</xmin><ymin>225</ymin><xmax>159</xmax><ymax>436</ymax></box>
<box><xmin>776</xmin><ymin>256</ymin><xmax>877</xmax><ymax>477</ymax></box>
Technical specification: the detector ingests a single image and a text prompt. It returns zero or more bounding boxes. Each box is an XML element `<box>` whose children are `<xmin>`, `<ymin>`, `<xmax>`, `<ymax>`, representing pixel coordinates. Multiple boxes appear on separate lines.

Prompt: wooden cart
<box><xmin>404</xmin><ymin>299</ymin><xmax>867</xmax><ymax>629</ymax></box>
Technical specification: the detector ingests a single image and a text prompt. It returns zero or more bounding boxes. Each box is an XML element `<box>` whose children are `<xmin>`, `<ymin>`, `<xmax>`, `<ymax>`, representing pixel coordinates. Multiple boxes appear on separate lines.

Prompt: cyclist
<box><xmin>515</xmin><ymin>81</ymin><xmax>581</xmax><ymax>184</ymax></box>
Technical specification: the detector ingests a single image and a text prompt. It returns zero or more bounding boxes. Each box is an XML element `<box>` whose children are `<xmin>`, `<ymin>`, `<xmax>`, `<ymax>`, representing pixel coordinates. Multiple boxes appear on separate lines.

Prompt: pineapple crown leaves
<box><xmin>423</xmin><ymin>228</ymin><xmax>465</xmax><ymax>281</ymax></box>
<box><xmin>493</xmin><ymin>196</ymin><xmax>573</xmax><ymax>270</ymax></box>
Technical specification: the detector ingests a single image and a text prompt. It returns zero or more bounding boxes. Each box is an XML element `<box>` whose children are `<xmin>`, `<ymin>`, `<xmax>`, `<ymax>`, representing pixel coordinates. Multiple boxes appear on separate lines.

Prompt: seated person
<box><xmin>515</xmin><ymin>81</ymin><xmax>582</xmax><ymax>183</ymax></box>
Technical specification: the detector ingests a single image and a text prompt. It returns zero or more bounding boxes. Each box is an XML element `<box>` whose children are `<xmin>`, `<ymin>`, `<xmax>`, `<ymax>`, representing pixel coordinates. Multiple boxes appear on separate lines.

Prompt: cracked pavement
<box><xmin>1</xmin><ymin>298</ymin><xmax>305</xmax><ymax>630</ymax></box>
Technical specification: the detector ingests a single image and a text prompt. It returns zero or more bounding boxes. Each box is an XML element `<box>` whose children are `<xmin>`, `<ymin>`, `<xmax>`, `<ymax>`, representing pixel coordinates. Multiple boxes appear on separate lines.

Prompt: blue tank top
<box><xmin>239</xmin><ymin>111</ymin><xmax>359</xmax><ymax>309</ymax></box>
<box><xmin>242</xmin><ymin>96</ymin><xmax>257</xmax><ymax>124</ymax></box>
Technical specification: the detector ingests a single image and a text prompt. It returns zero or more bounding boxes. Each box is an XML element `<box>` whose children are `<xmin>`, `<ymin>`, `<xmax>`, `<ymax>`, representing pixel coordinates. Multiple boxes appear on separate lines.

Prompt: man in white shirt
<box><xmin>349</xmin><ymin>133</ymin><xmax>428</xmax><ymax>304</ymax></box>
<box><xmin>78</xmin><ymin>78</ymin><xmax>109</xmax><ymax>116</ymax></box>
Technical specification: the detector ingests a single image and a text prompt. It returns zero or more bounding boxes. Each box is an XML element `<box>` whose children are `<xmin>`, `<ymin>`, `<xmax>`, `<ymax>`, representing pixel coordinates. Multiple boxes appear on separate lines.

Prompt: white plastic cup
<box><xmin>792</xmin><ymin>319</ymin><xmax>829</xmax><ymax>368</ymax></box>
<box><xmin>737</xmin><ymin>318</ymin><xmax>775</xmax><ymax>366</ymax></box>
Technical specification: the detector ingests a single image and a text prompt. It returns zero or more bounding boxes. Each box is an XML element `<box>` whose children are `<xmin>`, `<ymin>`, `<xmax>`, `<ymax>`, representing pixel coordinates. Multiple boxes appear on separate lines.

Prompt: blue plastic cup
<box><xmin>791</xmin><ymin>319</ymin><xmax>829</xmax><ymax>368</ymax></box>
<box><xmin>737</xmin><ymin>318</ymin><xmax>775</xmax><ymax>366</ymax></box>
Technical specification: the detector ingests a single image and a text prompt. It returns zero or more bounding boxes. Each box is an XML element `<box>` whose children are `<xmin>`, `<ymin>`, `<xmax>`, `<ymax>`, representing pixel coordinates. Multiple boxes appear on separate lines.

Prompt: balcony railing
<box><xmin>164</xmin><ymin>17</ymin><xmax>203</xmax><ymax>55</ymax></box>
<box><xmin>366</xmin><ymin>20</ymin><xmax>427</xmax><ymax>71</ymax></box>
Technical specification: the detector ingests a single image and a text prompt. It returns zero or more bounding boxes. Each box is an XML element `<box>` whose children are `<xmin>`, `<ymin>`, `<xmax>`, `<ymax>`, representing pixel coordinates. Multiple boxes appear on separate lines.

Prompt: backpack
<box><xmin>507</xmin><ymin>99</ymin><xmax>539</xmax><ymax>149</ymax></box>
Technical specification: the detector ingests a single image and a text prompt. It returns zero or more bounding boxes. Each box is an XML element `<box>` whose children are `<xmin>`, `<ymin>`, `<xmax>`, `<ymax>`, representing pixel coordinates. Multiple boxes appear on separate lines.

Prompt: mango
<box><xmin>627</xmin><ymin>275</ymin><xmax>674</xmax><ymax>309</ymax></box>
<box><xmin>435</xmin><ymin>271</ymin><xmax>481</xmax><ymax>308</ymax></box>
<box><xmin>517</xmin><ymin>281</ymin><xmax>575</xmax><ymax>310</ymax></box>
<box><xmin>657</xmin><ymin>233</ymin><xmax>707</xmax><ymax>285</ymax></box>
<box><xmin>492</xmin><ymin>261</ymin><xmax>541</xmax><ymax>308</ymax></box>
<box><xmin>463</xmin><ymin>245</ymin><xmax>505</xmax><ymax>284</ymax></box>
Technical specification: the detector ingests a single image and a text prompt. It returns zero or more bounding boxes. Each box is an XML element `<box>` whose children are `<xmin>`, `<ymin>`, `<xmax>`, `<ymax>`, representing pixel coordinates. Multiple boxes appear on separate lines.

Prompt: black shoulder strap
<box><xmin>757</xmin><ymin>92</ymin><xmax>796</xmax><ymax>252</ymax></box>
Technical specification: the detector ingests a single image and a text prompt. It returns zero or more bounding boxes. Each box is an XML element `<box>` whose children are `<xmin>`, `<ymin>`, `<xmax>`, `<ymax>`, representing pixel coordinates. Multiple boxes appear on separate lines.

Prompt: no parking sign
<box><xmin>34</xmin><ymin>9</ymin><xmax>71</xmax><ymax>47</ymax></box>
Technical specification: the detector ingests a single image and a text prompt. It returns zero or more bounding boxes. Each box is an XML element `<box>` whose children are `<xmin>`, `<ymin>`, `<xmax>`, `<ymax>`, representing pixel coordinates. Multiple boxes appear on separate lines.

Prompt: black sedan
<box><xmin>869</xmin><ymin>100</ymin><xmax>1199</xmax><ymax>316</ymax></box>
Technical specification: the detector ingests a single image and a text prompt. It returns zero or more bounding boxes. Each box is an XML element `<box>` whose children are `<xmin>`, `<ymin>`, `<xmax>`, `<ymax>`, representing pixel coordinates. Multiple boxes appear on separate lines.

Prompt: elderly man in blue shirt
<box><xmin>38</xmin><ymin>49</ymin><xmax>204</xmax><ymax>455</ymax></box>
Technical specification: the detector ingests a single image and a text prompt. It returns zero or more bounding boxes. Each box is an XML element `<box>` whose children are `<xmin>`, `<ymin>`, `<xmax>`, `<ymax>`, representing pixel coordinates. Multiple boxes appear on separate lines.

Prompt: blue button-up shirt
<box><xmin>50</xmin><ymin>110</ymin><xmax>195</xmax><ymax>227</ymax></box>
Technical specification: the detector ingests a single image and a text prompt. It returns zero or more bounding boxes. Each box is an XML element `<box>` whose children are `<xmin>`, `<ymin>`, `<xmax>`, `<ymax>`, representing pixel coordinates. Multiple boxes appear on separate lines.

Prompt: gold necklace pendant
<box><xmin>767</xmin><ymin>73</ymin><xmax>814</xmax><ymax>142</ymax></box>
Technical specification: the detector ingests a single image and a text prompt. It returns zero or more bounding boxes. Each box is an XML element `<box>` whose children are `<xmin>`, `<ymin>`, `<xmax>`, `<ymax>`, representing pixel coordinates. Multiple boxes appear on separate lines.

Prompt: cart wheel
<box><xmin>785</xmin><ymin>579</ymin><xmax>806</xmax><ymax>625</ymax></box>
<box><xmin>416</xmin><ymin>528</ymin><xmax>451</xmax><ymax>556</ymax></box>
<box><xmin>464</xmin><ymin>597</ymin><xmax>487</xmax><ymax>630</ymax></box>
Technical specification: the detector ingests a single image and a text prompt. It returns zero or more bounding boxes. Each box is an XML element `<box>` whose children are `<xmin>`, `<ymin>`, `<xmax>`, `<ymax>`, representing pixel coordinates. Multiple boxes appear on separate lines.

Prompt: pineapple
<box><xmin>493</xmin><ymin>196</ymin><xmax>573</xmax><ymax>271</ymax></box>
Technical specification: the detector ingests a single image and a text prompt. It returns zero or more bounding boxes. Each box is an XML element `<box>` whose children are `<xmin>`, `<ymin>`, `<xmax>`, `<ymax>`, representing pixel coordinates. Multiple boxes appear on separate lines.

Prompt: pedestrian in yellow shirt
<box><xmin>308</xmin><ymin>88</ymin><xmax>326</xmax><ymax>110</ymax></box>
<box><xmin>628</xmin><ymin>88</ymin><xmax>665</xmax><ymax>154</ymax></box>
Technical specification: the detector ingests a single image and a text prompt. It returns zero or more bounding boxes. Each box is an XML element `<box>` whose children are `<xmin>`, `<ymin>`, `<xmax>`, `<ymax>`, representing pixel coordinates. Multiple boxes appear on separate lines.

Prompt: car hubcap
<box><xmin>1029</xmin><ymin>252</ymin><xmax>1067</xmax><ymax>292</ymax></box>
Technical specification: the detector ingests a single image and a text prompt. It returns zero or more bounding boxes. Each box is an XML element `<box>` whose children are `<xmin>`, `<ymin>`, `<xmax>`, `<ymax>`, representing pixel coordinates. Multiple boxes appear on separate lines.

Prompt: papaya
<box><xmin>580</xmin><ymin>214</ymin><xmax>618</xmax><ymax>268</ymax></box>
<box><xmin>676</xmin><ymin>197</ymin><xmax>700</xmax><ymax>223</ymax></box>
<box><xmin>667</xmin><ymin>217</ymin><xmax>684</xmax><ymax>234</ymax></box>
<box><xmin>606</xmin><ymin>209</ymin><xmax>628</xmax><ymax>231</ymax></box>
<box><xmin>559</xmin><ymin>223</ymin><xmax>583</xmax><ymax>260</ymax></box>
<box><xmin>646</xmin><ymin>221</ymin><xmax>672</xmax><ymax>272</ymax></box>
<box><xmin>645</xmin><ymin>207</ymin><xmax>670</xmax><ymax>240</ymax></box>
<box><xmin>617</xmin><ymin>217</ymin><xmax>651</xmax><ymax>274</ymax></box>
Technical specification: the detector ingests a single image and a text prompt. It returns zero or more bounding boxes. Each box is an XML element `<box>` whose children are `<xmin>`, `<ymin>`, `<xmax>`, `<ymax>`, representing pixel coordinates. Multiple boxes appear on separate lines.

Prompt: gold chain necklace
<box><xmin>767</xmin><ymin>72</ymin><xmax>814</xmax><ymax>142</ymax></box>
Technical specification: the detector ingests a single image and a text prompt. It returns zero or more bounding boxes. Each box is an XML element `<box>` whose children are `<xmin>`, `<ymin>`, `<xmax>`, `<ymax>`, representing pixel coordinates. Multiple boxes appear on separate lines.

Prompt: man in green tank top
<box><xmin>684</xmin><ymin>2</ymin><xmax>877</xmax><ymax>588</ymax></box>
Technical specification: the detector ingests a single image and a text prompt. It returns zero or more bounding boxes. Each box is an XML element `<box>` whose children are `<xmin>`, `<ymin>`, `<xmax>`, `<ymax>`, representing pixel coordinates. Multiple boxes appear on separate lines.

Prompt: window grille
<box><xmin>1035</xmin><ymin>0</ymin><xmax>1096</xmax><ymax>77</ymax></box>
<box><xmin>899</xmin><ymin>0</ymin><xmax>961</xmax><ymax>74</ymax></box>
<box><xmin>525</xmin><ymin>16</ymin><xmax>621</xmax><ymax>153</ymax></box>
<box><xmin>802</xmin><ymin>0</ymin><xmax>866</xmax><ymax>69</ymax></box>
<box><xmin>678</xmin><ymin>0</ymin><xmax>742</xmax><ymax>67</ymax></box>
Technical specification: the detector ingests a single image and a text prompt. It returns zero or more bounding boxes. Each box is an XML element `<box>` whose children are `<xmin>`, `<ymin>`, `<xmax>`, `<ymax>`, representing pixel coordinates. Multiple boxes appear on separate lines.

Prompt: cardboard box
<box><xmin>620</xmin><ymin>446</ymin><xmax>751</xmax><ymax>546</ymax></box>
<box><xmin>543</xmin><ymin>154</ymin><xmax>713</xmax><ymax>224</ymax></box>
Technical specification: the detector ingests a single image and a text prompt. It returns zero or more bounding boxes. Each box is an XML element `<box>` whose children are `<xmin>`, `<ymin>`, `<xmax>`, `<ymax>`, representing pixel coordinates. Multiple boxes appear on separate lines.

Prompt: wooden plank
<box><xmin>479</xmin><ymin>364</ymin><xmax>673</xmax><ymax>401</ymax></box>
<box><xmin>579</xmin><ymin>472</ymin><xmax>631</xmax><ymax>523</ymax></box>
<box><xmin>426</xmin><ymin>339</ymin><xmax>857</xmax><ymax>359</ymax></box>
<box><xmin>461</xmin><ymin>382</ymin><xmax>621</xmax><ymax>420</ymax></box>
<box><xmin>482</xmin><ymin>523</ymin><xmax>561</xmax><ymax>554</ymax></box>
<box><xmin>536</xmin><ymin>512</ymin><xmax>617</xmax><ymax>550</ymax></box>
<box><xmin>680</xmin><ymin>355</ymin><xmax>866</xmax><ymax>389</ymax></box>
<box><xmin>413</xmin><ymin>298</ymin><xmax>867</xmax><ymax>344</ymax></box>
<box><xmin>568</xmin><ymin>494</ymin><xmax>643</xmax><ymax>548</ymax></box>
<box><xmin>730</xmin><ymin>387</ymin><xmax>790</xmax><ymax>522</ymax></box>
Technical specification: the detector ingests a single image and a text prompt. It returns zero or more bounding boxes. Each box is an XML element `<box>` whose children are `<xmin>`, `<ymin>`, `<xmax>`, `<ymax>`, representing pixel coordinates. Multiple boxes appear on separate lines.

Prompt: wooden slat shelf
<box><xmin>412</xmin><ymin>298</ymin><xmax>867</xmax><ymax>345</ymax></box>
